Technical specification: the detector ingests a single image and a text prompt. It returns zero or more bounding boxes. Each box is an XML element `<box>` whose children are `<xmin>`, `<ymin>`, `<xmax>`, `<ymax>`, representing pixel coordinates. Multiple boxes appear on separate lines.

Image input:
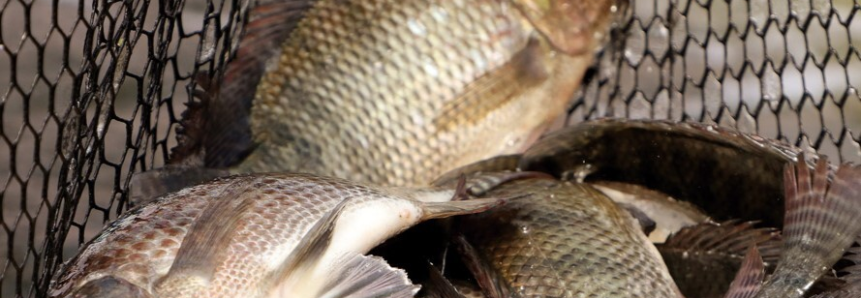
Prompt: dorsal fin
<box><xmin>129</xmin><ymin>165</ymin><xmax>229</xmax><ymax>206</ymax></box>
<box><xmin>723</xmin><ymin>247</ymin><xmax>765</xmax><ymax>298</ymax></box>
<box><xmin>659</xmin><ymin>220</ymin><xmax>782</xmax><ymax>264</ymax></box>
<box><xmin>170</xmin><ymin>0</ymin><xmax>318</xmax><ymax>167</ymax></box>
<box><xmin>657</xmin><ymin>220</ymin><xmax>781</xmax><ymax>298</ymax></box>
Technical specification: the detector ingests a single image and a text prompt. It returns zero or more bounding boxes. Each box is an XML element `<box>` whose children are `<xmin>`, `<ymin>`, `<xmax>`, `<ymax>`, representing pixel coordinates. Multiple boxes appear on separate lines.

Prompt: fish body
<box><xmin>455</xmin><ymin>176</ymin><xmax>683</xmax><ymax>297</ymax></box>
<box><xmin>173</xmin><ymin>0</ymin><xmax>622</xmax><ymax>187</ymax></box>
<box><xmin>520</xmin><ymin>118</ymin><xmax>811</xmax><ymax>228</ymax></box>
<box><xmin>50</xmin><ymin>173</ymin><xmax>503</xmax><ymax>298</ymax></box>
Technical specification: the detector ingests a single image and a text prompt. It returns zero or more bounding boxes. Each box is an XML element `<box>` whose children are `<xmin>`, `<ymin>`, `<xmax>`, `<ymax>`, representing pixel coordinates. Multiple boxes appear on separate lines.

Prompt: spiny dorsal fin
<box><xmin>723</xmin><ymin>247</ymin><xmax>765</xmax><ymax>298</ymax></box>
<box><xmin>170</xmin><ymin>0</ymin><xmax>318</xmax><ymax>167</ymax></box>
<box><xmin>154</xmin><ymin>179</ymin><xmax>255</xmax><ymax>294</ymax></box>
<box><xmin>454</xmin><ymin>236</ymin><xmax>516</xmax><ymax>298</ymax></box>
<box><xmin>129</xmin><ymin>165</ymin><xmax>229</xmax><ymax>206</ymax></box>
<box><xmin>754</xmin><ymin>154</ymin><xmax>861</xmax><ymax>298</ymax></box>
<box><xmin>317</xmin><ymin>254</ymin><xmax>420</xmax><ymax>298</ymax></box>
<box><xmin>659</xmin><ymin>220</ymin><xmax>782</xmax><ymax>264</ymax></box>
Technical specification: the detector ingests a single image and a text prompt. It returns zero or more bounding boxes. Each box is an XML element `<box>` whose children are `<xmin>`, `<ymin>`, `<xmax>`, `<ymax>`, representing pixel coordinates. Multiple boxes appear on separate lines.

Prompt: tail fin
<box><xmin>754</xmin><ymin>155</ymin><xmax>861</xmax><ymax>298</ymax></box>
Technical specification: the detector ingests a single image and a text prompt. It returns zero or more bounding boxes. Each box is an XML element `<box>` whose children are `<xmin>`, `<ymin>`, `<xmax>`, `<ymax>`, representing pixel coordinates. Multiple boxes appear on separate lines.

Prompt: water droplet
<box><xmin>407</xmin><ymin>19</ymin><xmax>426</xmax><ymax>36</ymax></box>
<box><xmin>423</xmin><ymin>60</ymin><xmax>438</xmax><ymax>77</ymax></box>
<box><xmin>429</xmin><ymin>5</ymin><xmax>448</xmax><ymax>22</ymax></box>
<box><xmin>624</xmin><ymin>26</ymin><xmax>645</xmax><ymax>65</ymax></box>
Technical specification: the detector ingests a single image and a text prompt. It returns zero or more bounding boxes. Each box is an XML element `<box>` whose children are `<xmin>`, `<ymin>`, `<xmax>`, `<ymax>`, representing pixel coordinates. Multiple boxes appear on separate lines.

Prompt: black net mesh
<box><xmin>1</xmin><ymin>0</ymin><xmax>859</xmax><ymax>297</ymax></box>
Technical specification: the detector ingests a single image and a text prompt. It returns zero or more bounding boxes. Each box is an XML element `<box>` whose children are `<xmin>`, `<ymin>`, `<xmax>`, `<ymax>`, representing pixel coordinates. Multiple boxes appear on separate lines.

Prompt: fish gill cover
<box><xmin>0</xmin><ymin>0</ymin><xmax>859</xmax><ymax>297</ymax></box>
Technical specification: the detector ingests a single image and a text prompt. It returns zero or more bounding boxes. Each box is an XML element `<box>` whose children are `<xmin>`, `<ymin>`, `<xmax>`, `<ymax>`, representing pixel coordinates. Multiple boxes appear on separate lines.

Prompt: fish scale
<box><xmin>230</xmin><ymin>0</ymin><xmax>609</xmax><ymax>186</ymax></box>
<box><xmin>48</xmin><ymin>177</ymin><xmax>243</xmax><ymax>297</ymax></box>
<box><xmin>458</xmin><ymin>178</ymin><xmax>683</xmax><ymax>298</ymax></box>
<box><xmin>51</xmin><ymin>172</ymin><xmax>516</xmax><ymax>298</ymax></box>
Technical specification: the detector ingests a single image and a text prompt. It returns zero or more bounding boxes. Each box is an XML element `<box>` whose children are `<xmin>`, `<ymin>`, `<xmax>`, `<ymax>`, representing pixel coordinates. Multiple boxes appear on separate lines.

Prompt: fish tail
<box><xmin>754</xmin><ymin>154</ymin><xmax>861</xmax><ymax>298</ymax></box>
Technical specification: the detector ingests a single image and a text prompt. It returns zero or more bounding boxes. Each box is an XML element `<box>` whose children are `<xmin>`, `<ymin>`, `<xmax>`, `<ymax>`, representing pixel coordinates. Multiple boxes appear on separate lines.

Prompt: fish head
<box><xmin>511</xmin><ymin>0</ymin><xmax>624</xmax><ymax>55</ymax></box>
<box><xmin>65</xmin><ymin>276</ymin><xmax>153</xmax><ymax>298</ymax></box>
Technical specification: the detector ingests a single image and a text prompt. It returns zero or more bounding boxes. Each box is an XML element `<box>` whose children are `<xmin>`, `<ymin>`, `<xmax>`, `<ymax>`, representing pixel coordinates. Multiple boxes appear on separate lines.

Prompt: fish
<box><xmin>519</xmin><ymin>118</ymin><xmax>817</xmax><ymax>228</ymax></box>
<box><xmin>49</xmin><ymin>173</ymin><xmax>517</xmax><ymax>298</ymax></box>
<box><xmin>431</xmin><ymin>154</ymin><xmax>711</xmax><ymax>243</ymax></box>
<box><xmin>434</xmin><ymin>171</ymin><xmax>684</xmax><ymax>297</ymax></box>
<box><xmin>722</xmin><ymin>155</ymin><xmax>861</xmax><ymax>298</ymax></box>
<box><xmin>162</xmin><ymin>0</ymin><xmax>626</xmax><ymax>195</ymax></box>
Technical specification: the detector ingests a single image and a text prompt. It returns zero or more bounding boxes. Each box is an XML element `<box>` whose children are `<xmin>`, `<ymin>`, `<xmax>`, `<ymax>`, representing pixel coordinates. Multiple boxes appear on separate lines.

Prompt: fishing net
<box><xmin>0</xmin><ymin>0</ymin><xmax>859</xmax><ymax>297</ymax></box>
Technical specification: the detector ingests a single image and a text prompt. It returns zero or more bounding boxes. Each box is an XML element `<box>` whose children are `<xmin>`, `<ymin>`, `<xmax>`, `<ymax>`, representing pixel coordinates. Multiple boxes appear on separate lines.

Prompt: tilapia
<box><xmin>722</xmin><ymin>155</ymin><xmax>861</xmax><ymax>298</ymax></box>
<box><xmin>519</xmin><ymin>118</ymin><xmax>815</xmax><ymax>228</ymax></box>
<box><xmin>436</xmin><ymin>172</ymin><xmax>684</xmax><ymax>298</ymax></box>
<box><xmin>50</xmin><ymin>173</ymin><xmax>514</xmax><ymax>298</ymax></box>
<box><xmin>166</xmin><ymin>0</ymin><xmax>626</xmax><ymax>191</ymax></box>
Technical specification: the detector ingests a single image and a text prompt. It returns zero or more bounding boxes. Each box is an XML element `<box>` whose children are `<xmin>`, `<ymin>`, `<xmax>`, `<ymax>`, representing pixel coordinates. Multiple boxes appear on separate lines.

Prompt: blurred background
<box><xmin>1</xmin><ymin>0</ymin><xmax>860</xmax><ymax>297</ymax></box>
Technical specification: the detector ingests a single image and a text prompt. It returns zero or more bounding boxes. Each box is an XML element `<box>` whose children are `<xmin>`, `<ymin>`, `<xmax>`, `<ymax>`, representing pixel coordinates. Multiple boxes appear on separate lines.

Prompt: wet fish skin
<box><xmin>50</xmin><ymin>173</ymin><xmax>504</xmax><ymax>298</ymax></box>
<box><xmin>520</xmin><ymin>118</ymin><xmax>812</xmax><ymax>228</ymax></box>
<box><xmin>455</xmin><ymin>175</ymin><xmax>684</xmax><ymax>298</ymax></box>
<box><xmin>173</xmin><ymin>0</ymin><xmax>624</xmax><ymax>188</ymax></box>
